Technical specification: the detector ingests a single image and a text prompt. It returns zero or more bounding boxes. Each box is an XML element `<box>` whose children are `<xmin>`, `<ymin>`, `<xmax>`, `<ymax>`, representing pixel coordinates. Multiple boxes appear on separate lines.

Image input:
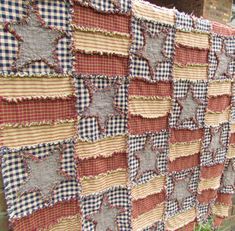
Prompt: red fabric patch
<box><xmin>175</xmin><ymin>45</ymin><xmax>208</xmax><ymax>65</ymax></box>
<box><xmin>200</xmin><ymin>164</ymin><xmax>224</xmax><ymax>179</ymax></box>
<box><xmin>78</xmin><ymin>152</ymin><xmax>128</xmax><ymax>177</ymax></box>
<box><xmin>72</xmin><ymin>4</ymin><xmax>130</xmax><ymax>34</ymax></box>
<box><xmin>132</xmin><ymin>190</ymin><xmax>165</xmax><ymax>219</ymax></box>
<box><xmin>230</xmin><ymin>133</ymin><xmax>235</xmax><ymax>144</ymax></box>
<box><xmin>129</xmin><ymin>79</ymin><xmax>172</xmax><ymax>97</ymax></box>
<box><xmin>213</xmin><ymin>216</ymin><xmax>224</xmax><ymax>227</ymax></box>
<box><xmin>212</xmin><ymin>21</ymin><xmax>235</xmax><ymax>36</ymax></box>
<box><xmin>75</xmin><ymin>53</ymin><xmax>128</xmax><ymax>77</ymax></box>
<box><xmin>0</xmin><ymin>97</ymin><xmax>76</xmax><ymax>124</ymax></box>
<box><xmin>168</xmin><ymin>153</ymin><xmax>200</xmax><ymax>172</ymax></box>
<box><xmin>197</xmin><ymin>189</ymin><xmax>217</xmax><ymax>203</ymax></box>
<box><xmin>128</xmin><ymin>114</ymin><xmax>168</xmax><ymax>135</ymax></box>
<box><xmin>207</xmin><ymin>95</ymin><xmax>231</xmax><ymax>112</ymax></box>
<box><xmin>175</xmin><ymin>221</ymin><xmax>196</xmax><ymax>231</ymax></box>
<box><xmin>12</xmin><ymin>200</ymin><xmax>80</xmax><ymax>231</ymax></box>
<box><xmin>216</xmin><ymin>193</ymin><xmax>233</xmax><ymax>206</ymax></box>
<box><xmin>170</xmin><ymin>128</ymin><xmax>204</xmax><ymax>143</ymax></box>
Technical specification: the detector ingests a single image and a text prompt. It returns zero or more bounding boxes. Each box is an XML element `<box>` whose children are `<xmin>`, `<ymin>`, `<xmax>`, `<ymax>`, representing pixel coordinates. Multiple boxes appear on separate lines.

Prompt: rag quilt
<box><xmin>0</xmin><ymin>0</ymin><xmax>235</xmax><ymax>230</ymax></box>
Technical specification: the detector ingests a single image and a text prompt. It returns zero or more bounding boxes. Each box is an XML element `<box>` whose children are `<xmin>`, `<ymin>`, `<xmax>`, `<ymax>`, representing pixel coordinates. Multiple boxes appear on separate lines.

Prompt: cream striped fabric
<box><xmin>212</xmin><ymin>204</ymin><xmax>230</xmax><ymax>217</ymax></box>
<box><xmin>208</xmin><ymin>81</ymin><xmax>232</xmax><ymax>96</ymax></box>
<box><xmin>76</xmin><ymin>135</ymin><xmax>127</xmax><ymax>159</ymax></box>
<box><xmin>129</xmin><ymin>97</ymin><xmax>171</xmax><ymax>118</ymax></box>
<box><xmin>1</xmin><ymin>121</ymin><xmax>75</xmax><ymax>148</ymax></box>
<box><xmin>80</xmin><ymin>169</ymin><xmax>128</xmax><ymax>196</ymax></box>
<box><xmin>132</xmin><ymin>203</ymin><xmax>164</xmax><ymax>231</ymax></box>
<box><xmin>0</xmin><ymin>77</ymin><xmax>73</xmax><ymax>99</ymax></box>
<box><xmin>227</xmin><ymin>145</ymin><xmax>235</xmax><ymax>159</ymax></box>
<box><xmin>205</xmin><ymin>109</ymin><xmax>230</xmax><ymax>126</ymax></box>
<box><xmin>173</xmin><ymin>65</ymin><xmax>208</xmax><ymax>81</ymax></box>
<box><xmin>133</xmin><ymin>0</ymin><xmax>175</xmax><ymax>25</ymax></box>
<box><xmin>132</xmin><ymin>176</ymin><xmax>165</xmax><ymax>200</ymax></box>
<box><xmin>73</xmin><ymin>29</ymin><xmax>130</xmax><ymax>56</ymax></box>
<box><xmin>175</xmin><ymin>31</ymin><xmax>210</xmax><ymax>49</ymax></box>
<box><xmin>198</xmin><ymin>176</ymin><xmax>221</xmax><ymax>192</ymax></box>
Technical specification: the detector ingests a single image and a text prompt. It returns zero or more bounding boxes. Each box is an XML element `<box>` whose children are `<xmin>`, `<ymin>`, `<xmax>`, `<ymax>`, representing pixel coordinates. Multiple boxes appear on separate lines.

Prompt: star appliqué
<box><xmin>136</xmin><ymin>26</ymin><xmax>168</xmax><ymax>79</ymax></box>
<box><xmin>134</xmin><ymin>136</ymin><xmax>163</xmax><ymax>180</ymax></box>
<box><xmin>5</xmin><ymin>6</ymin><xmax>64</xmax><ymax>72</ymax></box>
<box><xmin>176</xmin><ymin>85</ymin><xmax>202</xmax><ymax>127</ymax></box>
<box><xmin>214</xmin><ymin>43</ymin><xmax>234</xmax><ymax>79</ymax></box>
<box><xmin>208</xmin><ymin>126</ymin><xmax>225</xmax><ymax>160</ymax></box>
<box><xmin>222</xmin><ymin>161</ymin><xmax>235</xmax><ymax>189</ymax></box>
<box><xmin>83</xmin><ymin>84</ymin><xmax>121</xmax><ymax>131</ymax></box>
<box><xmin>169</xmin><ymin>176</ymin><xmax>193</xmax><ymax>209</ymax></box>
<box><xmin>18</xmin><ymin>146</ymin><xmax>66</xmax><ymax>200</ymax></box>
<box><xmin>88</xmin><ymin>195</ymin><xmax>123</xmax><ymax>231</ymax></box>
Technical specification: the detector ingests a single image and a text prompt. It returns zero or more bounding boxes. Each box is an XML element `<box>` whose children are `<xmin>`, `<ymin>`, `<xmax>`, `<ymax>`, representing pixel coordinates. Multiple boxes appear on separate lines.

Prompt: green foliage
<box><xmin>194</xmin><ymin>219</ymin><xmax>213</xmax><ymax>231</ymax></box>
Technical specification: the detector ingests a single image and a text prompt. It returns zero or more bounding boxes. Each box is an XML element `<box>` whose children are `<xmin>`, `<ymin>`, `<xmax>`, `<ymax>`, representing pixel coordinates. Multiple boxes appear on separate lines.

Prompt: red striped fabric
<box><xmin>175</xmin><ymin>221</ymin><xmax>196</xmax><ymax>231</ymax></box>
<box><xmin>78</xmin><ymin>152</ymin><xmax>128</xmax><ymax>177</ymax></box>
<box><xmin>168</xmin><ymin>153</ymin><xmax>200</xmax><ymax>172</ymax></box>
<box><xmin>216</xmin><ymin>193</ymin><xmax>233</xmax><ymax>206</ymax></box>
<box><xmin>200</xmin><ymin>164</ymin><xmax>224</xmax><ymax>179</ymax></box>
<box><xmin>197</xmin><ymin>189</ymin><xmax>217</xmax><ymax>203</ymax></box>
<box><xmin>129</xmin><ymin>79</ymin><xmax>172</xmax><ymax>97</ymax></box>
<box><xmin>75</xmin><ymin>53</ymin><xmax>129</xmax><ymax>77</ymax></box>
<box><xmin>12</xmin><ymin>200</ymin><xmax>80</xmax><ymax>231</ymax></box>
<box><xmin>170</xmin><ymin>129</ymin><xmax>204</xmax><ymax>143</ymax></box>
<box><xmin>132</xmin><ymin>190</ymin><xmax>165</xmax><ymax>218</ymax></box>
<box><xmin>0</xmin><ymin>97</ymin><xmax>77</xmax><ymax>124</ymax></box>
<box><xmin>128</xmin><ymin>114</ymin><xmax>168</xmax><ymax>135</ymax></box>
<box><xmin>175</xmin><ymin>45</ymin><xmax>208</xmax><ymax>65</ymax></box>
<box><xmin>72</xmin><ymin>4</ymin><xmax>130</xmax><ymax>34</ymax></box>
<box><xmin>212</xmin><ymin>21</ymin><xmax>235</xmax><ymax>36</ymax></box>
<box><xmin>230</xmin><ymin>133</ymin><xmax>235</xmax><ymax>144</ymax></box>
<box><xmin>207</xmin><ymin>95</ymin><xmax>231</xmax><ymax>112</ymax></box>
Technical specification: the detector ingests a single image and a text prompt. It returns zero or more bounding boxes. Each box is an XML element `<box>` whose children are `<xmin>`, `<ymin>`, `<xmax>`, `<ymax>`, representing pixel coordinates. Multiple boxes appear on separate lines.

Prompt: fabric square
<box><xmin>165</xmin><ymin>167</ymin><xmax>200</xmax><ymax>218</ymax></box>
<box><xmin>175</xmin><ymin>11</ymin><xmax>193</xmax><ymax>31</ymax></box>
<box><xmin>128</xmin><ymin>131</ymin><xmax>169</xmax><ymax>185</ymax></box>
<box><xmin>193</xmin><ymin>17</ymin><xmax>211</xmax><ymax>33</ymax></box>
<box><xmin>201</xmin><ymin>122</ymin><xmax>230</xmax><ymax>166</ymax></box>
<box><xmin>130</xmin><ymin>17</ymin><xmax>176</xmax><ymax>81</ymax></box>
<box><xmin>73</xmin><ymin>0</ymin><xmax>131</xmax><ymax>14</ymax></box>
<box><xmin>169</xmin><ymin>80</ymin><xmax>208</xmax><ymax>129</ymax></box>
<box><xmin>74</xmin><ymin>75</ymin><xmax>129</xmax><ymax>141</ymax></box>
<box><xmin>0</xmin><ymin>0</ymin><xmax>72</xmax><ymax>74</ymax></box>
<box><xmin>143</xmin><ymin>221</ymin><xmax>165</xmax><ymax>231</ymax></box>
<box><xmin>197</xmin><ymin>203</ymin><xmax>212</xmax><ymax>223</ymax></box>
<box><xmin>1</xmin><ymin>140</ymin><xmax>79</xmax><ymax>220</ymax></box>
<box><xmin>81</xmin><ymin>186</ymin><xmax>131</xmax><ymax>231</ymax></box>
<box><xmin>232</xmin><ymin>83</ymin><xmax>235</xmax><ymax>121</ymax></box>
<box><xmin>208</xmin><ymin>35</ymin><xmax>235</xmax><ymax>80</ymax></box>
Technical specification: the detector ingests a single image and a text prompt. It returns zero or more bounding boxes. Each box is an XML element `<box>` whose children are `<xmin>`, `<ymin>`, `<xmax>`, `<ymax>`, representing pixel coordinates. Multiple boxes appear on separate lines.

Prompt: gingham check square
<box><xmin>1</xmin><ymin>140</ymin><xmax>79</xmax><ymax>219</ymax></box>
<box><xmin>130</xmin><ymin>16</ymin><xmax>176</xmax><ymax>81</ymax></box>
<box><xmin>197</xmin><ymin>203</ymin><xmax>212</xmax><ymax>223</ymax></box>
<box><xmin>74</xmin><ymin>0</ymin><xmax>131</xmax><ymax>14</ymax></box>
<box><xmin>232</xmin><ymin>84</ymin><xmax>235</xmax><ymax>121</ymax></box>
<box><xmin>0</xmin><ymin>0</ymin><xmax>72</xmax><ymax>74</ymax></box>
<box><xmin>175</xmin><ymin>11</ymin><xmax>193</xmax><ymax>31</ymax></box>
<box><xmin>169</xmin><ymin>80</ymin><xmax>208</xmax><ymax>129</ymax></box>
<box><xmin>143</xmin><ymin>221</ymin><xmax>165</xmax><ymax>231</ymax></box>
<box><xmin>193</xmin><ymin>17</ymin><xmax>211</xmax><ymax>33</ymax></box>
<box><xmin>81</xmin><ymin>186</ymin><xmax>131</xmax><ymax>231</ymax></box>
<box><xmin>200</xmin><ymin>123</ymin><xmax>230</xmax><ymax>166</ymax></box>
<box><xmin>165</xmin><ymin>167</ymin><xmax>200</xmax><ymax>218</ymax></box>
<box><xmin>128</xmin><ymin>131</ymin><xmax>169</xmax><ymax>185</ymax></box>
<box><xmin>74</xmin><ymin>75</ymin><xmax>129</xmax><ymax>141</ymax></box>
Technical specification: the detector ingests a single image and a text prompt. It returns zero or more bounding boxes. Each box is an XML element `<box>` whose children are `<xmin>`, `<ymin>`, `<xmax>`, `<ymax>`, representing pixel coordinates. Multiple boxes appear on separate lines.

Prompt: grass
<box><xmin>194</xmin><ymin>219</ymin><xmax>213</xmax><ymax>231</ymax></box>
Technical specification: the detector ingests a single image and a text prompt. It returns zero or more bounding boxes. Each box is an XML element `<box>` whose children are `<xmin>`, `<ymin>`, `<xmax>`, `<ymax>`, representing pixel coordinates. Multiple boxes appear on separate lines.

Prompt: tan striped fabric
<box><xmin>205</xmin><ymin>109</ymin><xmax>230</xmax><ymax>126</ymax></box>
<box><xmin>208</xmin><ymin>81</ymin><xmax>232</xmax><ymax>96</ymax></box>
<box><xmin>198</xmin><ymin>176</ymin><xmax>221</xmax><ymax>192</ymax></box>
<box><xmin>212</xmin><ymin>204</ymin><xmax>230</xmax><ymax>217</ymax></box>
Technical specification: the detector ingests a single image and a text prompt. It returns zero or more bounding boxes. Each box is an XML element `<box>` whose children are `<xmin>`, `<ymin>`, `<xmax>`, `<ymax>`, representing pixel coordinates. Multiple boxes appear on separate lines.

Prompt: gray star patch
<box><xmin>136</xmin><ymin>29</ymin><xmax>168</xmax><ymax>79</ymax></box>
<box><xmin>215</xmin><ymin>44</ymin><xmax>233</xmax><ymax>78</ymax></box>
<box><xmin>90</xmin><ymin>196</ymin><xmax>121</xmax><ymax>231</ymax></box>
<box><xmin>169</xmin><ymin>176</ymin><xmax>192</xmax><ymax>208</ymax></box>
<box><xmin>83</xmin><ymin>87</ymin><xmax>119</xmax><ymax>130</ymax></box>
<box><xmin>135</xmin><ymin>136</ymin><xmax>162</xmax><ymax>180</ymax></box>
<box><xmin>177</xmin><ymin>86</ymin><xmax>202</xmax><ymax>126</ymax></box>
<box><xmin>7</xmin><ymin>9</ymin><xmax>63</xmax><ymax>71</ymax></box>
<box><xmin>223</xmin><ymin>161</ymin><xmax>235</xmax><ymax>188</ymax></box>
<box><xmin>18</xmin><ymin>146</ymin><xmax>66</xmax><ymax>200</ymax></box>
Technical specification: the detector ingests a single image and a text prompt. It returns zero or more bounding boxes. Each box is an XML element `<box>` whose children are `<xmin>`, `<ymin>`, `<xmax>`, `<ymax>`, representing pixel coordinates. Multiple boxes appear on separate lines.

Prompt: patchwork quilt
<box><xmin>0</xmin><ymin>0</ymin><xmax>235</xmax><ymax>230</ymax></box>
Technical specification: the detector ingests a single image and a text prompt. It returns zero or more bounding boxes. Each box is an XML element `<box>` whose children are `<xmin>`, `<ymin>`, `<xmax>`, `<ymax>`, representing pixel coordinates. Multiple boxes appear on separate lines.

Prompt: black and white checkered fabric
<box><xmin>232</xmin><ymin>84</ymin><xmax>235</xmax><ymax>121</ymax></box>
<box><xmin>169</xmin><ymin>80</ymin><xmax>208</xmax><ymax>129</ymax></box>
<box><xmin>175</xmin><ymin>11</ymin><xmax>193</xmax><ymax>32</ymax></box>
<box><xmin>197</xmin><ymin>202</ymin><xmax>212</xmax><ymax>223</ymax></box>
<box><xmin>74</xmin><ymin>75</ymin><xmax>129</xmax><ymax>141</ymax></box>
<box><xmin>193</xmin><ymin>17</ymin><xmax>211</xmax><ymax>33</ymax></box>
<box><xmin>0</xmin><ymin>0</ymin><xmax>72</xmax><ymax>75</ymax></box>
<box><xmin>130</xmin><ymin>17</ymin><xmax>176</xmax><ymax>81</ymax></box>
<box><xmin>1</xmin><ymin>139</ymin><xmax>79</xmax><ymax>219</ymax></box>
<box><xmin>165</xmin><ymin>167</ymin><xmax>199</xmax><ymax>218</ymax></box>
<box><xmin>143</xmin><ymin>221</ymin><xmax>165</xmax><ymax>231</ymax></box>
<box><xmin>74</xmin><ymin>0</ymin><xmax>131</xmax><ymax>14</ymax></box>
<box><xmin>81</xmin><ymin>186</ymin><xmax>131</xmax><ymax>231</ymax></box>
<box><xmin>200</xmin><ymin>123</ymin><xmax>230</xmax><ymax>166</ymax></box>
<box><xmin>128</xmin><ymin>131</ymin><xmax>169</xmax><ymax>184</ymax></box>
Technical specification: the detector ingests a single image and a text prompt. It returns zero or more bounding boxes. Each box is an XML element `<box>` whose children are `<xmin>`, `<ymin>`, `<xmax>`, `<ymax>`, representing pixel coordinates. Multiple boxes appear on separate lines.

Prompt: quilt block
<box><xmin>0</xmin><ymin>0</ymin><xmax>235</xmax><ymax>230</ymax></box>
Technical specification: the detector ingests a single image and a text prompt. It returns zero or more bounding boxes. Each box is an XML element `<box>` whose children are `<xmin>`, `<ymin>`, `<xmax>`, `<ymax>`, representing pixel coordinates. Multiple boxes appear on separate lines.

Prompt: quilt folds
<box><xmin>0</xmin><ymin>0</ymin><xmax>235</xmax><ymax>230</ymax></box>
